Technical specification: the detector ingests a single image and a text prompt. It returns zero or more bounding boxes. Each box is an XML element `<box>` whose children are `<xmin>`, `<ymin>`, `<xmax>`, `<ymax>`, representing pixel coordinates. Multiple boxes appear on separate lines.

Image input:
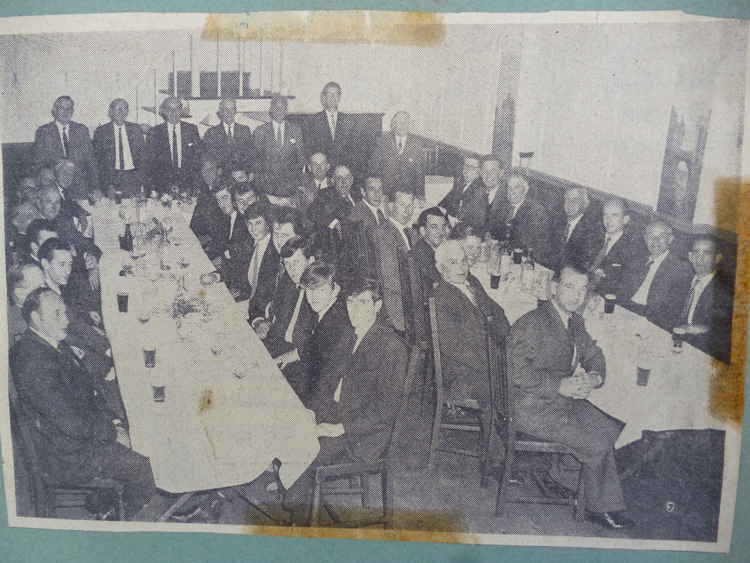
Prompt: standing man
<box><xmin>146</xmin><ymin>96</ymin><xmax>201</xmax><ymax>194</ymax></box>
<box><xmin>93</xmin><ymin>99</ymin><xmax>146</xmax><ymax>197</ymax></box>
<box><xmin>510</xmin><ymin>266</ymin><xmax>634</xmax><ymax>530</ymax></box>
<box><xmin>253</xmin><ymin>96</ymin><xmax>305</xmax><ymax>204</ymax></box>
<box><xmin>305</xmin><ymin>82</ymin><xmax>357</xmax><ymax>173</ymax></box>
<box><xmin>202</xmin><ymin>98</ymin><xmax>253</xmax><ymax>171</ymax></box>
<box><xmin>620</xmin><ymin>220</ymin><xmax>693</xmax><ymax>331</ymax></box>
<box><xmin>368</xmin><ymin>111</ymin><xmax>427</xmax><ymax>199</ymax></box>
<box><xmin>32</xmin><ymin>96</ymin><xmax>99</xmax><ymax>197</ymax></box>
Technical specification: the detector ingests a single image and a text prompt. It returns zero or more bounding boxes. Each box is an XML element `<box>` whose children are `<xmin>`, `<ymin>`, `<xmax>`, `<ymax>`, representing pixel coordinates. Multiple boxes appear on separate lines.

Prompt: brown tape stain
<box><xmin>242</xmin><ymin>507</ymin><xmax>470</xmax><ymax>544</ymax></box>
<box><xmin>710</xmin><ymin>178</ymin><xmax>747</xmax><ymax>425</ymax></box>
<box><xmin>201</xmin><ymin>11</ymin><xmax>445</xmax><ymax>46</ymax></box>
<box><xmin>198</xmin><ymin>389</ymin><xmax>214</xmax><ymax>414</ymax></box>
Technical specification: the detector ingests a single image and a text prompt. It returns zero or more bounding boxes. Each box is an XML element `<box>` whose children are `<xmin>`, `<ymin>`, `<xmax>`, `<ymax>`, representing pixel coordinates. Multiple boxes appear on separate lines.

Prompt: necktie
<box><xmin>62</xmin><ymin>125</ymin><xmax>70</xmax><ymax>157</ymax></box>
<box><xmin>567</xmin><ymin>316</ymin><xmax>578</xmax><ymax>368</ymax></box>
<box><xmin>285</xmin><ymin>288</ymin><xmax>305</xmax><ymax>344</ymax></box>
<box><xmin>329</xmin><ymin>113</ymin><xmax>336</xmax><ymax>141</ymax></box>
<box><xmin>376</xmin><ymin>208</ymin><xmax>386</xmax><ymax>225</ymax></box>
<box><xmin>172</xmin><ymin>125</ymin><xmax>179</xmax><ymax>168</ymax></box>
<box><xmin>248</xmin><ymin>244</ymin><xmax>263</xmax><ymax>299</ymax></box>
<box><xmin>117</xmin><ymin>126</ymin><xmax>125</xmax><ymax>170</ymax></box>
<box><xmin>275</xmin><ymin>123</ymin><xmax>283</xmax><ymax>146</ymax></box>
<box><xmin>564</xmin><ymin>222</ymin><xmax>573</xmax><ymax>243</ymax></box>
<box><xmin>398</xmin><ymin>138</ymin><xmax>404</xmax><ymax>154</ymax></box>
<box><xmin>227</xmin><ymin>124</ymin><xmax>233</xmax><ymax>143</ymax></box>
<box><xmin>59</xmin><ymin>340</ymin><xmax>82</xmax><ymax>368</ymax></box>
<box><xmin>403</xmin><ymin>227</ymin><xmax>411</xmax><ymax>249</ymax></box>
<box><xmin>592</xmin><ymin>236</ymin><xmax>611</xmax><ymax>269</ymax></box>
<box><xmin>682</xmin><ymin>276</ymin><xmax>700</xmax><ymax>323</ymax></box>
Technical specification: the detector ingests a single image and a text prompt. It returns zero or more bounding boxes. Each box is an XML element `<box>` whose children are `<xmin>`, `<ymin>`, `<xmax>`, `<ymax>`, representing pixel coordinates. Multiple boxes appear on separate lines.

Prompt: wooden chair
<box><xmin>8</xmin><ymin>375</ymin><xmax>125</xmax><ymax>520</ymax></box>
<box><xmin>493</xmin><ymin>345</ymin><xmax>586</xmax><ymax>520</ymax></box>
<box><xmin>426</xmin><ymin>285</ymin><xmax>497</xmax><ymax>488</ymax></box>
<box><xmin>309</xmin><ymin>343</ymin><xmax>426</xmax><ymax>528</ymax></box>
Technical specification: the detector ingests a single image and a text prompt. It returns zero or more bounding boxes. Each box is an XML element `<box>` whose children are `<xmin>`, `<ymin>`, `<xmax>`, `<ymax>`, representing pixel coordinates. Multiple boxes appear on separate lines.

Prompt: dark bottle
<box><xmin>526</xmin><ymin>247</ymin><xmax>536</xmax><ymax>269</ymax></box>
<box><xmin>120</xmin><ymin>223</ymin><xmax>134</xmax><ymax>252</ymax></box>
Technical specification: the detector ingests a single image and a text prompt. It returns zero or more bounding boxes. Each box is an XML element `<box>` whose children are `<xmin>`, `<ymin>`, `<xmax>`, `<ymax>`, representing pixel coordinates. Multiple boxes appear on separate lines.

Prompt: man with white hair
<box><xmin>496</xmin><ymin>174</ymin><xmax>553</xmax><ymax>266</ymax></box>
<box><xmin>552</xmin><ymin>186</ymin><xmax>604</xmax><ymax>271</ymax></box>
<box><xmin>368</xmin><ymin>111</ymin><xmax>428</xmax><ymax>199</ymax></box>
<box><xmin>203</xmin><ymin>98</ymin><xmax>253</xmax><ymax>171</ymax></box>
<box><xmin>32</xmin><ymin>96</ymin><xmax>99</xmax><ymax>196</ymax></box>
<box><xmin>146</xmin><ymin>96</ymin><xmax>201</xmax><ymax>193</ymax></box>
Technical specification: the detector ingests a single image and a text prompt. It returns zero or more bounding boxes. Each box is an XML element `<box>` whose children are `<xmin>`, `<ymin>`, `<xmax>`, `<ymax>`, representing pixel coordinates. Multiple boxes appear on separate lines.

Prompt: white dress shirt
<box><xmin>224</xmin><ymin>122</ymin><xmax>235</xmax><ymax>139</ymax></box>
<box><xmin>687</xmin><ymin>272</ymin><xmax>715</xmax><ymax>324</ymax></box>
<box><xmin>168</xmin><ymin>122</ymin><xmax>182</xmax><ymax>168</ymax></box>
<box><xmin>631</xmin><ymin>251</ymin><xmax>670</xmax><ymax>306</ymax></box>
<box><xmin>449</xmin><ymin>281</ymin><xmax>477</xmax><ymax>306</ymax></box>
<box><xmin>55</xmin><ymin>121</ymin><xmax>70</xmax><ymax>156</ymax></box>
<box><xmin>395</xmin><ymin>135</ymin><xmax>407</xmax><ymax>154</ymax></box>
<box><xmin>284</xmin><ymin>287</ymin><xmax>306</xmax><ymax>344</ymax></box>
<box><xmin>224</xmin><ymin>211</ymin><xmax>238</xmax><ymax>259</ymax></box>
<box><xmin>30</xmin><ymin>326</ymin><xmax>60</xmax><ymax>351</ymax></box>
<box><xmin>565</xmin><ymin>214</ymin><xmax>584</xmax><ymax>242</ymax></box>
<box><xmin>113</xmin><ymin>122</ymin><xmax>135</xmax><ymax>170</ymax></box>
<box><xmin>602</xmin><ymin>230</ymin><xmax>624</xmax><ymax>256</ymax></box>
<box><xmin>510</xmin><ymin>201</ymin><xmax>524</xmax><ymax>220</ymax></box>
<box><xmin>247</xmin><ymin>234</ymin><xmax>271</xmax><ymax>297</ymax></box>
<box><xmin>272</xmin><ymin>121</ymin><xmax>285</xmax><ymax>146</ymax></box>
<box><xmin>487</xmin><ymin>186</ymin><xmax>500</xmax><ymax>206</ymax></box>
<box><xmin>389</xmin><ymin>216</ymin><xmax>411</xmax><ymax>250</ymax></box>
<box><xmin>361</xmin><ymin>199</ymin><xmax>385</xmax><ymax>225</ymax></box>
<box><xmin>334</xmin><ymin>324</ymin><xmax>370</xmax><ymax>402</ymax></box>
<box><xmin>326</xmin><ymin>111</ymin><xmax>338</xmax><ymax>141</ymax></box>
<box><xmin>314</xmin><ymin>177</ymin><xmax>329</xmax><ymax>191</ymax></box>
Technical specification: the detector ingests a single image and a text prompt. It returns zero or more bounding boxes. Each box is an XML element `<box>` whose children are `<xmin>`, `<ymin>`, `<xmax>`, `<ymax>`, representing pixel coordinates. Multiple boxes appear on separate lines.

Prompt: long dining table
<box><xmin>85</xmin><ymin>197</ymin><xmax>321</xmax><ymax>498</ymax></box>
<box><xmin>422</xmin><ymin>176</ymin><xmax>730</xmax><ymax>449</ymax></box>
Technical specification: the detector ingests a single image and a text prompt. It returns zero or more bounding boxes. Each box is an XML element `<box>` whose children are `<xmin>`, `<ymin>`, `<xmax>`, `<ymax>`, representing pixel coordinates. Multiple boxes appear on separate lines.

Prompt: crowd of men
<box><xmin>5</xmin><ymin>81</ymin><xmax>734</xmax><ymax>529</ymax></box>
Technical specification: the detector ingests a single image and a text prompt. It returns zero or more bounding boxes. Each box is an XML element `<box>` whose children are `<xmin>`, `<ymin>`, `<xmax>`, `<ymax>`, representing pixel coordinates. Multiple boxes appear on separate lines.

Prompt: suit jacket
<box><xmin>440</xmin><ymin>175</ymin><xmax>478</xmax><ymax>218</ymax></box>
<box><xmin>410</xmin><ymin>238</ymin><xmax>440</xmax><ymax>286</ymax></box>
<box><xmin>264</xmin><ymin>271</ymin><xmax>317</xmax><ymax>358</ymax></box>
<box><xmin>551</xmin><ymin>203</ymin><xmax>605</xmax><ymax>272</ymax></box>
<box><xmin>32</xmin><ymin>121</ymin><xmax>99</xmax><ymax>197</ymax></box>
<box><xmin>508</xmin><ymin>302</ymin><xmax>618</xmax><ymax>453</ymax></box>
<box><xmin>324</xmin><ymin>323</ymin><xmax>409</xmax><ymax>462</ymax></box>
<box><xmin>202</xmin><ymin>122</ymin><xmax>253</xmax><ymax>170</ymax></box>
<box><xmin>10</xmin><ymin>330</ymin><xmax>116</xmax><ymax>483</ymax></box>
<box><xmin>304</xmin><ymin>111</ymin><xmax>358</xmax><ymax>171</ymax></box>
<box><xmin>373</xmin><ymin>219</ymin><xmax>417</xmax><ymax>332</ymax></box>
<box><xmin>434</xmin><ymin>276</ymin><xmax>511</xmax><ymax>403</ymax></box>
<box><xmin>252</xmin><ymin>120</ymin><xmax>305</xmax><ymax>197</ymax></box>
<box><xmin>92</xmin><ymin>121</ymin><xmax>146</xmax><ymax>188</ymax></box>
<box><xmin>346</xmin><ymin>199</ymin><xmax>384</xmax><ymax>232</ymax></box>
<box><xmin>368</xmin><ymin>133</ymin><xmax>427</xmax><ymax>198</ymax></box>
<box><xmin>241</xmin><ymin>237</ymin><xmax>281</xmax><ymax>320</ymax></box>
<box><xmin>303</xmin><ymin>294</ymin><xmax>356</xmax><ymax>416</ymax></box>
<box><xmin>620</xmin><ymin>250</ymin><xmax>694</xmax><ymax>331</ymax></box>
<box><xmin>293</xmin><ymin>173</ymin><xmax>332</xmax><ymax>215</ymax></box>
<box><xmin>145</xmin><ymin>121</ymin><xmax>201</xmax><ymax>193</ymax></box>
<box><xmin>459</xmin><ymin>179</ymin><xmax>507</xmax><ymax>236</ymax></box>
<box><xmin>493</xmin><ymin>197</ymin><xmax>553</xmax><ymax>268</ymax></box>
<box><xmin>591</xmin><ymin>226</ymin><xmax>648</xmax><ymax>296</ymax></box>
<box><xmin>189</xmin><ymin>194</ymin><xmax>231</xmax><ymax>260</ymax></box>
<box><xmin>307</xmin><ymin>187</ymin><xmax>361</xmax><ymax>231</ymax></box>
<box><xmin>681</xmin><ymin>272</ymin><xmax>734</xmax><ymax>363</ymax></box>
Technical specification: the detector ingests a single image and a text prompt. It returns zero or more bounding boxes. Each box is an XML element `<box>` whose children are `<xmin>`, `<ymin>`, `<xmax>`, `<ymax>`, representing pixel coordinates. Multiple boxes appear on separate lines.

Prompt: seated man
<box><xmin>22</xmin><ymin>218</ymin><xmax>59</xmax><ymax>267</ymax></box>
<box><xmin>283</xmin><ymin>278</ymin><xmax>409</xmax><ymax>525</ymax></box>
<box><xmin>9</xmin><ymin>203</ymin><xmax>43</xmax><ymax>263</ymax></box>
<box><xmin>449</xmin><ymin>222</ymin><xmax>483</xmax><ymax>270</ymax></box>
<box><xmin>191</xmin><ymin>158</ymin><xmax>223</xmax><ymax>198</ymax></box>
<box><xmin>65</xmin><ymin>245</ymin><xmax>103</xmax><ymax>318</ymax></box>
<box><xmin>589</xmin><ymin>198</ymin><xmax>648</xmax><ymax>296</ymax></box>
<box><xmin>11</xmin><ymin>288</ymin><xmax>155</xmax><ymax>519</ymax></box>
<box><xmin>271</xmin><ymin>206</ymin><xmax>309</xmax><ymax>255</ymax></box>
<box><xmin>306</xmin><ymin>164</ymin><xmax>361</xmax><ymax>234</ymax></box>
<box><xmin>372</xmin><ymin>189</ymin><xmax>417</xmax><ymax>332</ymax></box>
<box><xmin>294</xmin><ymin>152</ymin><xmax>332</xmax><ymax>214</ymax></box>
<box><xmin>190</xmin><ymin>182</ymin><xmax>236</xmax><ymax>263</ymax></box>
<box><xmin>620</xmin><ymin>220</ymin><xmax>693</xmax><ymax>331</ymax></box>
<box><xmin>439</xmin><ymin>155</ymin><xmax>481</xmax><ymax>221</ymax></box>
<box><xmin>509</xmin><ymin>265</ymin><xmax>634</xmax><ymax>530</ymax></box>
<box><xmin>239</xmin><ymin>202</ymin><xmax>280</xmax><ymax>319</ymax></box>
<box><xmin>259</xmin><ymin>236</ymin><xmax>318</xmax><ymax>401</ymax></box>
<box><xmin>35</xmin><ymin>184</ymin><xmax>95</xmax><ymax>256</ymax></box>
<box><xmin>7</xmin><ymin>262</ymin><xmax>47</xmax><ymax>343</ymax></box>
<box><xmin>433</xmin><ymin>240</ymin><xmax>510</xmax><ymax>449</ymax></box>
<box><xmin>675</xmin><ymin>237</ymin><xmax>734</xmax><ymax>363</ymax></box>
<box><xmin>551</xmin><ymin>187</ymin><xmax>604</xmax><ymax>272</ymax></box>
<box><xmin>296</xmin><ymin>262</ymin><xmax>354</xmax><ymax>414</ymax></box>
<box><xmin>411</xmin><ymin>206</ymin><xmax>449</xmax><ymax>284</ymax></box>
<box><xmin>460</xmin><ymin>154</ymin><xmax>507</xmax><ymax>234</ymax></box>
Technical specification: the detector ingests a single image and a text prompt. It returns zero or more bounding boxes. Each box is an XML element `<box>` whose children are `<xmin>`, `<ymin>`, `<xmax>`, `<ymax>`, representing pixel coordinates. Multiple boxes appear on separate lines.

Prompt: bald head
<box><xmin>435</xmin><ymin>239</ymin><xmax>469</xmax><ymax>285</ymax></box>
<box><xmin>218</xmin><ymin>98</ymin><xmax>237</xmax><ymax>124</ymax></box>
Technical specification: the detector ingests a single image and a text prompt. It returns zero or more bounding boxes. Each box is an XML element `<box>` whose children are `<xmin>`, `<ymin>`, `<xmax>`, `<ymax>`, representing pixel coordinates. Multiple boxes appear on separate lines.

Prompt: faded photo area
<box><xmin>0</xmin><ymin>11</ymin><xmax>746</xmax><ymax>552</ymax></box>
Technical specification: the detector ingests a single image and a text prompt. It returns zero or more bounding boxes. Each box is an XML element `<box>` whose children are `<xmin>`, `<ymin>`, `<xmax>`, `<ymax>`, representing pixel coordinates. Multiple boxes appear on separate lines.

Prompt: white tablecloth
<box><xmin>470</xmin><ymin>261</ymin><xmax>727</xmax><ymax>448</ymax></box>
<box><xmin>87</xmin><ymin>198</ymin><xmax>320</xmax><ymax>493</ymax></box>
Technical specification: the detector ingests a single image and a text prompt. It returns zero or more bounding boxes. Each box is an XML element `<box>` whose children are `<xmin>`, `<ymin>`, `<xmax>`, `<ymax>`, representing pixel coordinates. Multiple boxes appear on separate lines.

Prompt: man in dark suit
<box><xmin>190</xmin><ymin>182</ymin><xmax>236</xmax><ymax>264</ymax></box>
<box><xmin>589</xmin><ymin>198</ymin><xmax>647</xmax><ymax>297</ymax></box>
<box><xmin>620</xmin><ymin>220</ymin><xmax>693</xmax><ymax>331</ymax></box>
<box><xmin>440</xmin><ymin>155</ymin><xmax>481</xmax><ymax>221</ymax></box>
<box><xmin>372</xmin><ymin>189</ymin><xmax>417</xmax><ymax>332</ymax></box>
<box><xmin>411</xmin><ymin>206</ymin><xmax>449</xmax><ymax>285</ymax></box>
<box><xmin>35</xmin><ymin>185</ymin><xmax>95</xmax><ymax>256</ymax></box>
<box><xmin>239</xmin><ymin>202</ymin><xmax>281</xmax><ymax>320</ymax></box>
<box><xmin>190</xmin><ymin>158</ymin><xmax>223</xmax><ymax>198</ymax></box>
<box><xmin>24</xmin><ymin>219</ymin><xmax>59</xmax><ymax>267</ymax></box>
<box><xmin>304</xmin><ymin>82</ymin><xmax>358</xmax><ymax>172</ymax></box>
<box><xmin>346</xmin><ymin>176</ymin><xmax>387</xmax><ymax>231</ymax></box>
<box><xmin>368</xmin><ymin>111</ymin><xmax>427</xmax><ymax>199</ymax></box>
<box><xmin>509</xmin><ymin>266</ymin><xmax>634</xmax><ymax>530</ymax></box>
<box><xmin>11</xmin><ymin>288</ymin><xmax>155</xmax><ymax>519</ymax></box>
<box><xmin>32</xmin><ymin>96</ymin><xmax>99</xmax><ymax>197</ymax></box>
<box><xmin>293</xmin><ymin>152</ymin><xmax>332</xmax><ymax>214</ymax></box>
<box><xmin>283</xmin><ymin>278</ymin><xmax>408</xmax><ymax>525</ymax></box>
<box><xmin>93</xmin><ymin>99</ymin><xmax>146</xmax><ymax>197</ymax></box>
<box><xmin>494</xmin><ymin>174</ymin><xmax>553</xmax><ymax>267</ymax></box>
<box><xmin>288</xmin><ymin>262</ymin><xmax>355</xmax><ymax>415</ymax></box>
<box><xmin>202</xmin><ymin>98</ymin><xmax>253</xmax><ymax>171</ymax></box>
<box><xmin>551</xmin><ymin>187</ymin><xmax>604</xmax><ymax>272</ymax></box>
<box><xmin>676</xmin><ymin>237</ymin><xmax>734</xmax><ymax>363</ymax></box>
<box><xmin>146</xmin><ymin>96</ymin><xmax>201</xmax><ymax>194</ymax></box>
<box><xmin>259</xmin><ymin>236</ymin><xmax>318</xmax><ymax>401</ymax></box>
<box><xmin>252</xmin><ymin>96</ymin><xmax>304</xmax><ymax>203</ymax></box>
<box><xmin>460</xmin><ymin>155</ymin><xmax>507</xmax><ymax>236</ymax></box>
<box><xmin>342</xmin><ymin>176</ymin><xmax>387</xmax><ymax>279</ymax></box>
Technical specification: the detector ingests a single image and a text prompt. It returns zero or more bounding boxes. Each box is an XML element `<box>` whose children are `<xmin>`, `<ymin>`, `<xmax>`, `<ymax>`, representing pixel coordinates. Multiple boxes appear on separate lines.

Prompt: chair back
<box><xmin>7</xmin><ymin>373</ymin><xmax>49</xmax><ymax>516</ymax></box>
<box><xmin>387</xmin><ymin>342</ymin><xmax>427</xmax><ymax>455</ymax></box>
<box><xmin>350</xmin><ymin>222</ymin><xmax>375</xmax><ymax>280</ymax></box>
<box><xmin>398</xmin><ymin>251</ymin><xmax>430</xmax><ymax>347</ymax></box>
<box><xmin>491</xmin><ymin>328</ymin><xmax>515</xmax><ymax>450</ymax></box>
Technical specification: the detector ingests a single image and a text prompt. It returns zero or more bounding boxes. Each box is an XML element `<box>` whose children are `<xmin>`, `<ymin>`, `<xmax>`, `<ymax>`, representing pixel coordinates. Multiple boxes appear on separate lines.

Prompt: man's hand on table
<box><xmin>252</xmin><ymin>318</ymin><xmax>271</xmax><ymax>340</ymax></box>
<box><xmin>113</xmin><ymin>421</ymin><xmax>131</xmax><ymax>448</ymax></box>
<box><xmin>275</xmin><ymin>349</ymin><xmax>300</xmax><ymax>369</ymax></box>
<box><xmin>316</xmin><ymin>423</ymin><xmax>345</xmax><ymax>438</ymax></box>
<box><xmin>559</xmin><ymin>368</ymin><xmax>602</xmax><ymax>400</ymax></box>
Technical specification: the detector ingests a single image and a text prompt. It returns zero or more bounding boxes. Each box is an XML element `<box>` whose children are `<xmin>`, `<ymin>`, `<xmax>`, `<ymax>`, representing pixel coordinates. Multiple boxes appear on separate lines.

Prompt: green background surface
<box><xmin>1</xmin><ymin>2</ymin><xmax>748</xmax><ymax>561</ymax></box>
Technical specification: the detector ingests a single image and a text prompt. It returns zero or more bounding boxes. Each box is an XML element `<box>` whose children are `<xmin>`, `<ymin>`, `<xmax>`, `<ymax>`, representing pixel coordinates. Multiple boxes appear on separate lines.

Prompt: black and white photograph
<box><xmin>0</xmin><ymin>10</ymin><xmax>745</xmax><ymax>551</ymax></box>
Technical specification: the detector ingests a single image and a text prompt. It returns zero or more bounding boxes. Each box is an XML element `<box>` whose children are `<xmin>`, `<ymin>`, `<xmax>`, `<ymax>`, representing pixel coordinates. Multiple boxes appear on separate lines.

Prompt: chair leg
<box><xmin>382</xmin><ymin>466</ymin><xmax>394</xmax><ymax>529</ymax></box>
<box><xmin>574</xmin><ymin>471</ymin><xmax>586</xmax><ymax>521</ymax></box>
<box><xmin>310</xmin><ymin>472</ymin><xmax>323</xmax><ymax>527</ymax></box>
<box><xmin>479</xmin><ymin>419</ymin><xmax>492</xmax><ymax>489</ymax></box>
<box><xmin>494</xmin><ymin>449</ymin><xmax>514</xmax><ymax>517</ymax></box>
